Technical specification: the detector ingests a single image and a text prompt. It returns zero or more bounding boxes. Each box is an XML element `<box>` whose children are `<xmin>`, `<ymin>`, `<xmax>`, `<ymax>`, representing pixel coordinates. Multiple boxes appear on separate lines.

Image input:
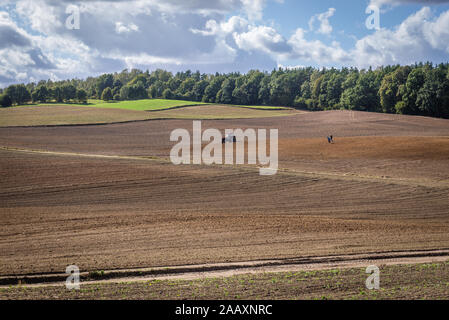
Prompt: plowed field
<box><xmin>0</xmin><ymin>110</ymin><xmax>448</xmax><ymax>280</ymax></box>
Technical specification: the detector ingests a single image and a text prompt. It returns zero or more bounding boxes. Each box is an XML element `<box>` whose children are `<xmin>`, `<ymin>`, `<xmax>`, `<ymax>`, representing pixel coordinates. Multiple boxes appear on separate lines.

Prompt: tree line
<box><xmin>1</xmin><ymin>62</ymin><xmax>449</xmax><ymax>118</ymax></box>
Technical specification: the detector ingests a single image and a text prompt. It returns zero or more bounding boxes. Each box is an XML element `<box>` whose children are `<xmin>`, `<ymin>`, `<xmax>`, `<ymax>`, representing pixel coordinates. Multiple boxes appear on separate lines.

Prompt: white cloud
<box><xmin>121</xmin><ymin>53</ymin><xmax>182</xmax><ymax>68</ymax></box>
<box><xmin>370</xmin><ymin>0</ymin><xmax>449</xmax><ymax>8</ymax></box>
<box><xmin>234</xmin><ymin>25</ymin><xmax>290</xmax><ymax>56</ymax></box>
<box><xmin>190</xmin><ymin>16</ymin><xmax>248</xmax><ymax>36</ymax></box>
<box><xmin>308</xmin><ymin>8</ymin><xmax>336</xmax><ymax>35</ymax></box>
<box><xmin>115</xmin><ymin>22</ymin><xmax>139</xmax><ymax>34</ymax></box>
<box><xmin>277</xmin><ymin>63</ymin><xmax>306</xmax><ymax>70</ymax></box>
<box><xmin>2</xmin><ymin>0</ymin><xmax>449</xmax><ymax>87</ymax></box>
<box><xmin>241</xmin><ymin>0</ymin><xmax>266</xmax><ymax>21</ymax></box>
<box><xmin>15</xmin><ymin>0</ymin><xmax>62</xmax><ymax>34</ymax></box>
<box><xmin>0</xmin><ymin>10</ymin><xmax>59</xmax><ymax>85</ymax></box>
<box><xmin>1</xmin><ymin>0</ymin><xmax>282</xmax><ymax>86</ymax></box>
<box><xmin>221</xmin><ymin>16</ymin><xmax>249</xmax><ymax>34</ymax></box>
<box><xmin>351</xmin><ymin>7</ymin><xmax>449</xmax><ymax>66</ymax></box>
<box><xmin>280</xmin><ymin>6</ymin><xmax>449</xmax><ymax>68</ymax></box>
<box><xmin>287</xmin><ymin>28</ymin><xmax>349</xmax><ymax>64</ymax></box>
<box><xmin>423</xmin><ymin>8</ymin><xmax>449</xmax><ymax>51</ymax></box>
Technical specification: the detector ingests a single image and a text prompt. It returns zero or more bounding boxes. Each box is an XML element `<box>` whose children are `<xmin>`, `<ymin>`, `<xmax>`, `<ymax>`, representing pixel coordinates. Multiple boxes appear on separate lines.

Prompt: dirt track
<box><xmin>1</xmin><ymin>248</ymin><xmax>448</xmax><ymax>288</ymax></box>
<box><xmin>0</xmin><ymin>110</ymin><xmax>448</xmax><ymax>278</ymax></box>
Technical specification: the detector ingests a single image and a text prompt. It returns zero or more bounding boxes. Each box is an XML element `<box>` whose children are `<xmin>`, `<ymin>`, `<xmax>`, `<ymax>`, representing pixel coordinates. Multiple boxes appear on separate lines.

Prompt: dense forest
<box><xmin>1</xmin><ymin>62</ymin><xmax>449</xmax><ymax>118</ymax></box>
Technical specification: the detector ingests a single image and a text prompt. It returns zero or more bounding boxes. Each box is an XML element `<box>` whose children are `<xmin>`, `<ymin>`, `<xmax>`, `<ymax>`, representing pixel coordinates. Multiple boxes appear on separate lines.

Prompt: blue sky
<box><xmin>1</xmin><ymin>0</ymin><xmax>449</xmax><ymax>87</ymax></box>
<box><xmin>262</xmin><ymin>0</ymin><xmax>449</xmax><ymax>67</ymax></box>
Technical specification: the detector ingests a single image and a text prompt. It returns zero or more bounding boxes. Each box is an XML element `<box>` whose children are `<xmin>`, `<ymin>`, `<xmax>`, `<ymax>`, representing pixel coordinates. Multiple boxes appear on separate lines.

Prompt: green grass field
<box><xmin>17</xmin><ymin>99</ymin><xmax>208</xmax><ymax>111</ymax></box>
<box><xmin>16</xmin><ymin>99</ymin><xmax>292</xmax><ymax>111</ymax></box>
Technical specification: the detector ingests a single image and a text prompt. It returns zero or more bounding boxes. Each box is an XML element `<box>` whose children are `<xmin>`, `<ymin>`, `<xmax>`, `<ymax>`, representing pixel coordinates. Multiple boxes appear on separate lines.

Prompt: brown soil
<box><xmin>0</xmin><ymin>105</ymin><xmax>151</xmax><ymax>127</ymax></box>
<box><xmin>0</xmin><ymin>104</ymin><xmax>300</xmax><ymax>127</ymax></box>
<box><xmin>146</xmin><ymin>104</ymin><xmax>300</xmax><ymax>119</ymax></box>
<box><xmin>0</xmin><ymin>110</ymin><xmax>448</xmax><ymax>280</ymax></box>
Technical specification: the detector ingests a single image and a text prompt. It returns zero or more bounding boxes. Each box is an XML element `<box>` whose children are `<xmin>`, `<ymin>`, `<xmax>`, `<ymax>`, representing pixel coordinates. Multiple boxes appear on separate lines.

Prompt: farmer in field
<box><xmin>327</xmin><ymin>135</ymin><xmax>334</xmax><ymax>144</ymax></box>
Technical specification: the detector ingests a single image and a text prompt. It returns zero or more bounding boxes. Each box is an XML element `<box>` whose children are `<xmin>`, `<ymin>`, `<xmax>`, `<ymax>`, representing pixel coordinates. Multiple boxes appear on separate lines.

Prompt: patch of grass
<box><xmin>18</xmin><ymin>99</ymin><xmax>208</xmax><ymax>111</ymax></box>
<box><xmin>84</xmin><ymin>99</ymin><xmax>208</xmax><ymax>111</ymax></box>
<box><xmin>88</xmin><ymin>270</ymin><xmax>105</xmax><ymax>279</ymax></box>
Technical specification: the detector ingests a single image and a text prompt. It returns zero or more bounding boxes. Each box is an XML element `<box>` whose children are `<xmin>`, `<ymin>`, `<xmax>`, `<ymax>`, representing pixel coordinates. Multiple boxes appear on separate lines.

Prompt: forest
<box><xmin>1</xmin><ymin>62</ymin><xmax>449</xmax><ymax>118</ymax></box>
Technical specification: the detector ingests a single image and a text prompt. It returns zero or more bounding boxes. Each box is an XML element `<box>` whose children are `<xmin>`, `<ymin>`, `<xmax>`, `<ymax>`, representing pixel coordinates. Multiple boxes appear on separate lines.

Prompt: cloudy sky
<box><xmin>1</xmin><ymin>0</ymin><xmax>449</xmax><ymax>87</ymax></box>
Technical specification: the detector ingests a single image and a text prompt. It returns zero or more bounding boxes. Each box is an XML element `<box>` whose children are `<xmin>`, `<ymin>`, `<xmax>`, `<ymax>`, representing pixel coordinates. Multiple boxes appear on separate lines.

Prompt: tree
<box><xmin>232</xmin><ymin>86</ymin><xmax>249</xmax><ymax>105</ymax></box>
<box><xmin>96</xmin><ymin>74</ymin><xmax>114</xmax><ymax>98</ymax></box>
<box><xmin>340</xmin><ymin>87</ymin><xmax>357</xmax><ymax>110</ymax></box>
<box><xmin>128</xmin><ymin>74</ymin><xmax>149</xmax><ymax>88</ymax></box>
<box><xmin>293</xmin><ymin>96</ymin><xmax>307</xmax><ymax>109</ymax></box>
<box><xmin>400</xmin><ymin>68</ymin><xmax>426</xmax><ymax>115</ymax></box>
<box><xmin>379</xmin><ymin>66</ymin><xmax>410</xmax><ymax>113</ymax></box>
<box><xmin>354</xmin><ymin>70</ymin><xmax>380</xmax><ymax>112</ymax></box>
<box><xmin>147</xmin><ymin>85</ymin><xmax>157</xmax><ymax>99</ymax></box>
<box><xmin>244</xmin><ymin>70</ymin><xmax>264</xmax><ymax>105</ymax></box>
<box><xmin>269</xmin><ymin>73</ymin><xmax>300</xmax><ymax>106</ymax></box>
<box><xmin>379</xmin><ymin>74</ymin><xmax>397</xmax><ymax>113</ymax></box>
<box><xmin>162</xmin><ymin>88</ymin><xmax>174</xmax><ymax>99</ymax></box>
<box><xmin>5</xmin><ymin>84</ymin><xmax>31</xmax><ymax>105</ymax></box>
<box><xmin>101</xmin><ymin>87</ymin><xmax>113</xmax><ymax>101</ymax></box>
<box><xmin>326</xmin><ymin>73</ymin><xmax>344</xmax><ymax>108</ymax></box>
<box><xmin>0</xmin><ymin>94</ymin><xmax>12</xmax><ymax>107</ymax></box>
<box><xmin>128</xmin><ymin>81</ymin><xmax>148</xmax><ymax>99</ymax></box>
<box><xmin>340</xmin><ymin>70</ymin><xmax>379</xmax><ymax>111</ymax></box>
<box><xmin>148</xmin><ymin>80</ymin><xmax>165</xmax><ymax>99</ymax></box>
<box><xmin>52</xmin><ymin>86</ymin><xmax>63</xmax><ymax>102</ymax></box>
<box><xmin>415</xmin><ymin>67</ymin><xmax>449</xmax><ymax>117</ymax></box>
<box><xmin>18</xmin><ymin>84</ymin><xmax>31</xmax><ymax>104</ymax></box>
<box><xmin>153</xmin><ymin>69</ymin><xmax>172</xmax><ymax>83</ymax></box>
<box><xmin>2</xmin><ymin>63</ymin><xmax>449</xmax><ymax>118</ymax></box>
<box><xmin>192</xmin><ymin>80</ymin><xmax>209</xmax><ymax>101</ymax></box>
<box><xmin>203</xmin><ymin>77</ymin><xmax>224</xmax><ymax>103</ymax></box>
<box><xmin>168</xmin><ymin>78</ymin><xmax>182</xmax><ymax>92</ymax></box>
<box><xmin>217</xmin><ymin>78</ymin><xmax>235</xmax><ymax>104</ymax></box>
<box><xmin>177</xmin><ymin>78</ymin><xmax>195</xmax><ymax>96</ymax></box>
<box><xmin>258</xmin><ymin>75</ymin><xmax>271</xmax><ymax>105</ymax></box>
<box><xmin>112</xmin><ymin>86</ymin><xmax>121</xmax><ymax>97</ymax></box>
<box><xmin>32</xmin><ymin>85</ymin><xmax>49</xmax><ymax>103</ymax></box>
<box><xmin>113</xmin><ymin>79</ymin><xmax>123</xmax><ymax>90</ymax></box>
<box><xmin>120</xmin><ymin>86</ymin><xmax>130</xmax><ymax>100</ymax></box>
<box><xmin>76</xmin><ymin>89</ymin><xmax>88</xmax><ymax>103</ymax></box>
<box><xmin>61</xmin><ymin>84</ymin><xmax>76</xmax><ymax>102</ymax></box>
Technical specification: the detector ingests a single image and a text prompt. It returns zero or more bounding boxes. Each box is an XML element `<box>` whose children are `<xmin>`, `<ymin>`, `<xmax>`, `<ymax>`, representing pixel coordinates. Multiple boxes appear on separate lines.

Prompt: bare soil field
<box><xmin>0</xmin><ymin>105</ymin><xmax>151</xmax><ymax>127</ymax></box>
<box><xmin>1</xmin><ymin>109</ymin><xmax>448</xmax><ymax>183</ymax></box>
<box><xmin>146</xmin><ymin>104</ymin><xmax>300</xmax><ymax>119</ymax></box>
<box><xmin>1</xmin><ymin>110</ymin><xmax>448</xmax><ymax>156</ymax></box>
<box><xmin>0</xmin><ymin>110</ymin><xmax>448</xmax><ymax>291</ymax></box>
<box><xmin>278</xmin><ymin>136</ymin><xmax>449</xmax><ymax>185</ymax></box>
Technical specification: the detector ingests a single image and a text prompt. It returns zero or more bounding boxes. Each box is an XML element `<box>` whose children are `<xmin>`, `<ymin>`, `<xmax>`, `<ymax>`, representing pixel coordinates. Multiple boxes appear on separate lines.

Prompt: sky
<box><xmin>1</xmin><ymin>0</ymin><xmax>449</xmax><ymax>87</ymax></box>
